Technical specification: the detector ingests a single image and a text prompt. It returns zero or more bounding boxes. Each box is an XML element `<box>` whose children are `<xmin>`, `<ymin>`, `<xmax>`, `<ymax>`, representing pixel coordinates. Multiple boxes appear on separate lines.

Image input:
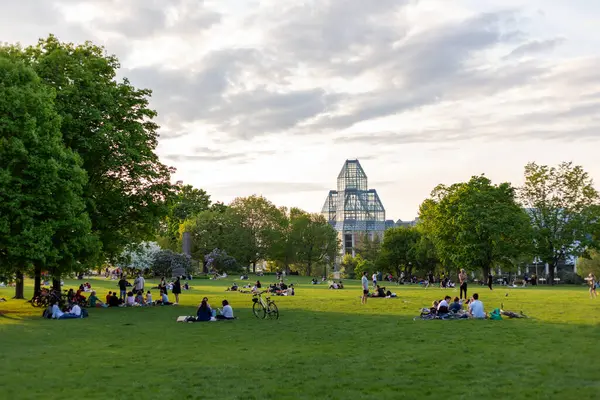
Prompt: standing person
<box><xmin>361</xmin><ymin>272</ymin><xmax>369</xmax><ymax>305</ymax></box>
<box><xmin>459</xmin><ymin>269</ymin><xmax>468</xmax><ymax>300</ymax></box>
<box><xmin>589</xmin><ymin>273</ymin><xmax>597</xmax><ymax>299</ymax></box>
<box><xmin>428</xmin><ymin>271</ymin><xmax>434</xmax><ymax>289</ymax></box>
<box><xmin>118</xmin><ymin>277</ymin><xmax>127</xmax><ymax>301</ymax></box>
<box><xmin>135</xmin><ymin>273</ymin><xmax>145</xmax><ymax>293</ymax></box>
<box><xmin>372</xmin><ymin>272</ymin><xmax>377</xmax><ymax>289</ymax></box>
<box><xmin>487</xmin><ymin>272</ymin><xmax>493</xmax><ymax>290</ymax></box>
<box><xmin>172</xmin><ymin>276</ymin><xmax>182</xmax><ymax>304</ymax></box>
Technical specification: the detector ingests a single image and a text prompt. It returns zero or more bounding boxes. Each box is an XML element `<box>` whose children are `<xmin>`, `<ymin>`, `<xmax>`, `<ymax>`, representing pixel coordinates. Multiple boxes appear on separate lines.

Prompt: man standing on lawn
<box><xmin>459</xmin><ymin>269</ymin><xmax>468</xmax><ymax>300</ymax></box>
<box><xmin>118</xmin><ymin>276</ymin><xmax>128</xmax><ymax>301</ymax></box>
<box><xmin>362</xmin><ymin>272</ymin><xmax>369</xmax><ymax>304</ymax></box>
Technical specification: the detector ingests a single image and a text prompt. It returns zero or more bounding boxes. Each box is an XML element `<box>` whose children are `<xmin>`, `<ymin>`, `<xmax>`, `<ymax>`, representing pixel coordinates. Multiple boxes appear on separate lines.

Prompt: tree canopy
<box><xmin>1</xmin><ymin>36</ymin><xmax>176</xmax><ymax>262</ymax></box>
<box><xmin>0</xmin><ymin>57</ymin><xmax>98</xmax><ymax>297</ymax></box>
<box><xmin>520</xmin><ymin>162</ymin><xmax>600</xmax><ymax>283</ymax></box>
<box><xmin>419</xmin><ymin>175</ymin><xmax>532</xmax><ymax>276</ymax></box>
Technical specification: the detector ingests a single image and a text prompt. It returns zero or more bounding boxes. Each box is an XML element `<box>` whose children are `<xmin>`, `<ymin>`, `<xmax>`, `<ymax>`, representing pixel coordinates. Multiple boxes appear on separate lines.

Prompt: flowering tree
<box><xmin>116</xmin><ymin>242</ymin><xmax>161</xmax><ymax>274</ymax></box>
<box><xmin>151</xmin><ymin>249</ymin><xmax>193</xmax><ymax>277</ymax></box>
<box><xmin>204</xmin><ymin>248</ymin><xmax>240</xmax><ymax>274</ymax></box>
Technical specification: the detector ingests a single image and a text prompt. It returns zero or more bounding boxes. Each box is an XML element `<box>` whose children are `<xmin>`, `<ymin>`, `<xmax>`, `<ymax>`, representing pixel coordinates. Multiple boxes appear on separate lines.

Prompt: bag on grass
<box><xmin>489</xmin><ymin>308</ymin><xmax>502</xmax><ymax>320</ymax></box>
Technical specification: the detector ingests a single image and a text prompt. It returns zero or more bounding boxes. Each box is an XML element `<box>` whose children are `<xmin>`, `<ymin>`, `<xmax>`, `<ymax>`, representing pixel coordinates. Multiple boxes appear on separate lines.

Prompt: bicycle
<box><xmin>252</xmin><ymin>291</ymin><xmax>279</xmax><ymax>319</ymax></box>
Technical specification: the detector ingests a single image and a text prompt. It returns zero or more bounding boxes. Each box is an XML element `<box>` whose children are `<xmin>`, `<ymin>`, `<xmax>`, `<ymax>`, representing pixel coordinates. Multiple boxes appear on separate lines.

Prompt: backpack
<box><xmin>489</xmin><ymin>308</ymin><xmax>502</xmax><ymax>320</ymax></box>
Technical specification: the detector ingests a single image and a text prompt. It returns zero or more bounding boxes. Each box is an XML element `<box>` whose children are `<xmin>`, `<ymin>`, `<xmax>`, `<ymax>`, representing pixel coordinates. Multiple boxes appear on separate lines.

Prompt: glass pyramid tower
<box><xmin>322</xmin><ymin>159</ymin><xmax>386</xmax><ymax>256</ymax></box>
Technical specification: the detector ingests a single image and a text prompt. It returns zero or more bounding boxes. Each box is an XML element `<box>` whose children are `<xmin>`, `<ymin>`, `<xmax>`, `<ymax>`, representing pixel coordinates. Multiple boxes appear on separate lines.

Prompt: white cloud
<box><xmin>2</xmin><ymin>0</ymin><xmax>600</xmax><ymax>220</ymax></box>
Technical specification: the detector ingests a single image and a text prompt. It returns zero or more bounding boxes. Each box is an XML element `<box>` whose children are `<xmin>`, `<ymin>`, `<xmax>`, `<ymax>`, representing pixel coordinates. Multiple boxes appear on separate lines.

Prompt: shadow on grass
<box><xmin>0</xmin><ymin>304</ymin><xmax>599</xmax><ymax>400</ymax></box>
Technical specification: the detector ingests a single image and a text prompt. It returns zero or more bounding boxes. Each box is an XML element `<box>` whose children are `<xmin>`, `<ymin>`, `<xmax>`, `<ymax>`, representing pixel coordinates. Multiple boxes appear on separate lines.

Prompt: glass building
<box><xmin>322</xmin><ymin>159</ymin><xmax>386</xmax><ymax>257</ymax></box>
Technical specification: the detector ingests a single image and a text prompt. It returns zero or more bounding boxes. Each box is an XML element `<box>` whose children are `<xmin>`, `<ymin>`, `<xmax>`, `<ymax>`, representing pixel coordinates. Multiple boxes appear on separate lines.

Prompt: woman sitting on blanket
<box><xmin>197</xmin><ymin>298</ymin><xmax>212</xmax><ymax>321</ymax></box>
<box><xmin>216</xmin><ymin>300</ymin><xmax>234</xmax><ymax>320</ymax></box>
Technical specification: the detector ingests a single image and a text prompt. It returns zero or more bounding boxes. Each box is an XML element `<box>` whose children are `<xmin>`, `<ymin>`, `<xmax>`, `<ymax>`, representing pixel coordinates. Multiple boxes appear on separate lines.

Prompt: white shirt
<box><xmin>221</xmin><ymin>305</ymin><xmax>234</xmax><ymax>318</ymax></box>
<box><xmin>438</xmin><ymin>299</ymin><xmax>449</xmax><ymax>310</ymax></box>
<box><xmin>372</xmin><ymin>274</ymin><xmax>377</xmax><ymax>281</ymax></box>
<box><xmin>361</xmin><ymin>276</ymin><xmax>368</xmax><ymax>290</ymax></box>
<box><xmin>469</xmin><ymin>300</ymin><xmax>486</xmax><ymax>318</ymax></box>
<box><xmin>126</xmin><ymin>296</ymin><xmax>135</xmax><ymax>305</ymax></box>
<box><xmin>71</xmin><ymin>304</ymin><xmax>82</xmax><ymax>316</ymax></box>
<box><xmin>146</xmin><ymin>294</ymin><xmax>152</xmax><ymax>303</ymax></box>
<box><xmin>135</xmin><ymin>277</ymin><xmax>145</xmax><ymax>290</ymax></box>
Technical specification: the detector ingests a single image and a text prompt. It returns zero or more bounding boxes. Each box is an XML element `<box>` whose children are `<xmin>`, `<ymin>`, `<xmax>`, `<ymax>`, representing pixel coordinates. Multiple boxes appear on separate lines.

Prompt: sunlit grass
<box><xmin>1</xmin><ymin>276</ymin><xmax>599</xmax><ymax>399</ymax></box>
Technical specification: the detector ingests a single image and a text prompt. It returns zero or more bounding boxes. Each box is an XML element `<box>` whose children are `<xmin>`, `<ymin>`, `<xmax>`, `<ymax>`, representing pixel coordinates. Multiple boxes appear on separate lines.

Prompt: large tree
<box><xmin>292</xmin><ymin>211</ymin><xmax>338</xmax><ymax>276</ymax></box>
<box><xmin>378</xmin><ymin>227</ymin><xmax>420</xmax><ymax>277</ymax></box>
<box><xmin>1</xmin><ymin>36</ymin><xmax>175</xmax><ymax>261</ymax></box>
<box><xmin>269</xmin><ymin>207</ymin><xmax>301</xmax><ymax>274</ymax></box>
<box><xmin>229</xmin><ymin>195</ymin><xmax>284</xmax><ymax>272</ymax></box>
<box><xmin>576</xmin><ymin>249</ymin><xmax>600</xmax><ymax>279</ymax></box>
<box><xmin>520</xmin><ymin>162</ymin><xmax>600</xmax><ymax>284</ymax></box>
<box><xmin>419</xmin><ymin>175</ymin><xmax>532</xmax><ymax>277</ymax></box>
<box><xmin>161</xmin><ymin>184</ymin><xmax>211</xmax><ymax>250</ymax></box>
<box><xmin>0</xmin><ymin>57</ymin><xmax>98</xmax><ymax>298</ymax></box>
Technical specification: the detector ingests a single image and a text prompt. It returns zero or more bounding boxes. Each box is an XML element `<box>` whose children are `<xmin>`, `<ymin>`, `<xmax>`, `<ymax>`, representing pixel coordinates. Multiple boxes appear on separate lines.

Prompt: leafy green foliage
<box><xmin>0</xmin><ymin>57</ymin><xmax>98</xmax><ymax>297</ymax></box>
<box><xmin>162</xmin><ymin>184</ymin><xmax>211</xmax><ymax>250</ymax></box>
<box><xmin>340</xmin><ymin>254</ymin><xmax>359</xmax><ymax>279</ymax></box>
<box><xmin>378</xmin><ymin>227</ymin><xmax>420</xmax><ymax>276</ymax></box>
<box><xmin>290</xmin><ymin>211</ymin><xmax>339</xmax><ymax>276</ymax></box>
<box><xmin>229</xmin><ymin>195</ymin><xmax>285</xmax><ymax>271</ymax></box>
<box><xmin>1</xmin><ymin>36</ymin><xmax>176</xmax><ymax>261</ymax></box>
<box><xmin>576</xmin><ymin>249</ymin><xmax>600</xmax><ymax>279</ymax></box>
<box><xmin>151</xmin><ymin>249</ymin><xmax>193</xmax><ymax>277</ymax></box>
<box><xmin>204</xmin><ymin>248</ymin><xmax>240</xmax><ymax>274</ymax></box>
<box><xmin>420</xmin><ymin>175</ymin><xmax>532</xmax><ymax>276</ymax></box>
<box><xmin>520</xmin><ymin>162</ymin><xmax>600</xmax><ymax>283</ymax></box>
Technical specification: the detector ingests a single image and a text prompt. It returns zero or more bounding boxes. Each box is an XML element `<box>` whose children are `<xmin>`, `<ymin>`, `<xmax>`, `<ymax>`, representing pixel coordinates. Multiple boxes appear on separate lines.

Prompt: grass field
<box><xmin>1</xmin><ymin>276</ymin><xmax>599</xmax><ymax>400</ymax></box>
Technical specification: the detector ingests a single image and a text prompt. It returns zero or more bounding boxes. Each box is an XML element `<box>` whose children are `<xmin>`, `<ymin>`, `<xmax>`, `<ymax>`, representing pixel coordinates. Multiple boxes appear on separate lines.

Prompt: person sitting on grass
<box><xmin>329</xmin><ymin>281</ymin><xmax>339</xmax><ymax>289</ymax></box>
<box><xmin>311</xmin><ymin>278</ymin><xmax>318</xmax><ymax>285</ymax></box>
<box><xmin>430</xmin><ymin>300</ymin><xmax>439</xmax><ymax>314</ymax></box>
<box><xmin>135</xmin><ymin>290</ymin><xmax>146</xmax><ymax>306</ymax></box>
<box><xmin>437</xmin><ymin>295</ymin><xmax>451</xmax><ymax>314</ymax></box>
<box><xmin>88</xmin><ymin>291</ymin><xmax>107</xmax><ymax>308</ymax></box>
<box><xmin>108</xmin><ymin>292</ymin><xmax>121</xmax><ymax>307</ymax></box>
<box><xmin>449</xmin><ymin>297</ymin><xmax>462</xmax><ymax>313</ymax></box>
<box><xmin>145</xmin><ymin>291</ymin><xmax>153</xmax><ymax>305</ymax></box>
<box><xmin>76</xmin><ymin>285</ymin><xmax>87</xmax><ymax>303</ymax></box>
<box><xmin>468</xmin><ymin>293</ymin><xmax>486</xmax><ymax>319</ymax></box>
<box><xmin>371</xmin><ymin>285</ymin><xmax>386</xmax><ymax>297</ymax></box>
<box><xmin>105</xmin><ymin>291</ymin><xmax>112</xmax><ymax>303</ymax></box>
<box><xmin>125</xmin><ymin>291</ymin><xmax>136</xmax><ymax>306</ymax></box>
<box><xmin>226</xmin><ymin>282</ymin><xmax>238</xmax><ymax>292</ymax></box>
<box><xmin>156</xmin><ymin>290</ymin><xmax>173</xmax><ymax>306</ymax></box>
<box><xmin>338</xmin><ymin>281</ymin><xmax>344</xmax><ymax>289</ymax></box>
<box><xmin>216</xmin><ymin>300</ymin><xmax>235</xmax><ymax>320</ymax></box>
<box><xmin>196</xmin><ymin>298</ymin><xmax>212</xmax><ymax>321</ymax></box>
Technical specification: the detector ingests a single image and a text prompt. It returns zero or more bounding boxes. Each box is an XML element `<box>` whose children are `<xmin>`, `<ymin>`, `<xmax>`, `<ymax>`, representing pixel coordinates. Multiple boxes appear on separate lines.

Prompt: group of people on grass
<box><xmin>428</xmin><ymin>293</ymin><xmax>486</xmax><ymax>319</ymax></box>
<box><xmin>194</xmin><ymin>297</ymin><xmax>235</xmax><ymax>321</ymax></box>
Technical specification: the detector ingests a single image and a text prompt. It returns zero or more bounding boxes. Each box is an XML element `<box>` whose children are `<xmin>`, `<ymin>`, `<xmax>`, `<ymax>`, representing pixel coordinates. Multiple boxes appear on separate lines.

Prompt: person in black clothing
<box><xmin>428</xmin><ymin>272</ymin><xmax>434</xmax><ymax>285</ymax></box>
<box><xmin>172</xmin><ymin>277</ymin><xmax>181</xmax><ymax>304</ymax></box>
<box><xmin>108</xmin><ymin>292</ymin><xmax>120</xmax><ymax>307</ymax></box>
<box><xmin>488</xmin><ymin>272</ymin><xmax>493</xmax><ymax>290</ymax></box>
<box><xmin>256</xmin><ymin>280</ymin><xmax>262</xmax><ymax>289</ymax></box>
<box><xmin>159</xmin><ymin>277</ymin><xmax>167</xmax><ymax>295</ymax></box>
<box><xmin>118</xmin><ymin>277</ymin><xmax>128</xmax><ymax>301</ymax></box>
<box><xmin>372</xmin><ymin>285</ymin><xmax>386</xmax><ymax>297</ymax></box>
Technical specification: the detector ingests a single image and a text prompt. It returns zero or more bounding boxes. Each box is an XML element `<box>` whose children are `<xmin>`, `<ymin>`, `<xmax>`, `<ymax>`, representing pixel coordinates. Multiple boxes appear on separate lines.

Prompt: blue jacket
<box><xmin>197</xmin><ymin>306</ymin><xmax>212</xmax><ymax>321</ymax></box>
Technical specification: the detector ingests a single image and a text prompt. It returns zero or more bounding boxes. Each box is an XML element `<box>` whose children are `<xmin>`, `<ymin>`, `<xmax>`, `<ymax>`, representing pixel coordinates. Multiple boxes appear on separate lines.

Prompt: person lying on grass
<box><xmin>371</xmin><ymin>285</ymin><xmax>387</xmax><ymax>297</ymax></box>
<box><xmin>226</xmin><ymin>282</ymin><xmax>239</xmax><ymax>292</ymax></box>
<box><xmin>51</xmin><ymin>302</ymin><xmax>83</xmax><ymax>319</ymax></box>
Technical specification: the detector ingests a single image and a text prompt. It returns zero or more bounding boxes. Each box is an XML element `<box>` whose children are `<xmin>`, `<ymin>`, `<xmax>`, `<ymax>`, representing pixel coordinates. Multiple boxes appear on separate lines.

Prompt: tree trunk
<box><xmin>14</xmin><ymin>270</ymin><xmax>25</xmax><ymax>299</ymax></box>
<box><xmin>33</xmin><ymin>266</ymin><xmax>42</xmax><ymax>296</ymax></box>
<box><xmin>52</xmin><ymin>277</ymin><xmax>61</xmax><ymax>293</ymax></box>
<box><xmin>306</xmin><ymin>262</ymin><xmax>312</xmax><ymax>277</ymax></box>
<box><xmin>252</xmin><ymin>262</ymin><xmax>256</xmax><ymax>274</ymax></box>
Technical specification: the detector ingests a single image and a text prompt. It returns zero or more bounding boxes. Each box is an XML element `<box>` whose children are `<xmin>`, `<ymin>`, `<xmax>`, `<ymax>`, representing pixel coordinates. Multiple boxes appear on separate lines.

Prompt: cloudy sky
<box><xmin>2</xmin><ymin>0</ymin><xmax>600</xmax><ymax>220</ymax></box>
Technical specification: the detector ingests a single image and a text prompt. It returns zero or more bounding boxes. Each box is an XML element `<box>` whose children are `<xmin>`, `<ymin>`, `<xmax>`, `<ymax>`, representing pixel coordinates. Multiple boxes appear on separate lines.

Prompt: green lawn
<box><xmin>1</xmin><ymin>276</ymin><xmax>599</xmax><ymax>400</ymax></box>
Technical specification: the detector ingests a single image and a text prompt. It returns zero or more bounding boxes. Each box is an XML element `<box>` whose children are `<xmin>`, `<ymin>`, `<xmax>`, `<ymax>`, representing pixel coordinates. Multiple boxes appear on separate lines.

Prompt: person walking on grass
<box><xmin>172</xmin><ymin>276</ymin><xmax>182</xmax><ymax>304</ymax></box>
<box><xmin>118</xmin><ymin>276</ymin><xmax>127</xmax><ymax>301</ymax></box>
<box><xmin>589</xmin><ymin>273</ymin><xmax>597</xmax><ymax>299</ymax></box>
<box><xmin>361</xmin><ymin>272</ymin><xmax>369</xmax><ymax>305</ymax></box>
<box><xmin>459</xmin><ymin>269</ymin><xmax>468</xmax><ymax>300</ymax></box>
<box><xmin>372</xmin><ymin>272</ymin><xmax>377</xmax><ymax>290</ymax></box>
<box><xmin>487</xmin><ymin>272</ymin><xmax>493</xmax><ymax>291</ymax></box>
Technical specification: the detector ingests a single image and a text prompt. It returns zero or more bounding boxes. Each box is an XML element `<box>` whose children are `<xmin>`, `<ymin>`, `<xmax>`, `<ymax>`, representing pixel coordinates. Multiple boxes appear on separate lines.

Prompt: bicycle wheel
<box><xmin>31</xmin><ymin>296</ymin><xmax>42</xmax><ymax>308</ymax></box>
<box><xmin>253</xmin><ymin>301</ymin><xmax>266</xmax><ymax>319</ymax></box>
<box><xmin>267</xmin><ymin>301</ymin><xmax>279</xmax><ymax>320</ymax></box>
